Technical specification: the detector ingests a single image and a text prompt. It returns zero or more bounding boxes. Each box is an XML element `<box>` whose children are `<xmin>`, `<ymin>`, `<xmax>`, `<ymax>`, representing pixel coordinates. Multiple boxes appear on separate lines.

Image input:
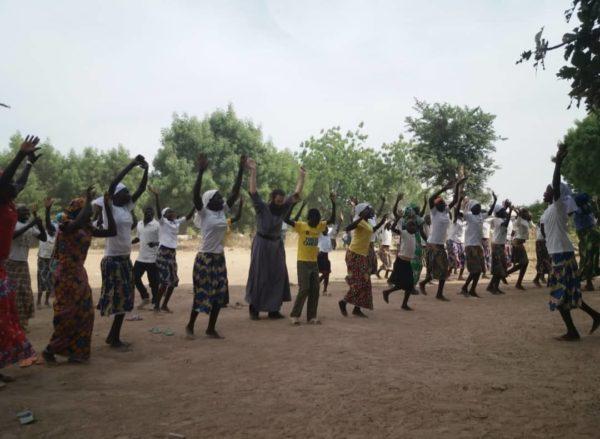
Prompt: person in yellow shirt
<box><xmin>285</xmin><ymin>193</ymin><xmax>336</xmax><ymax>325</ymax></box>
<box><xmin>338</xmin><ymin>202</ymin><xmax>387</xmax><ymax>318</ymax></box>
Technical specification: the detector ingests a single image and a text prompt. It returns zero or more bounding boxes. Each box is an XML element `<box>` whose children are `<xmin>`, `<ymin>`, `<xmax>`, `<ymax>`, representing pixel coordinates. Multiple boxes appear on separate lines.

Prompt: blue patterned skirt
<box><xmin>97</xmin><ymin>256</ymin><xmax>134</xmax><ymax>316</ymax></box>
<box><xmin>548</xmin><ymin>252</ymin><xmax>582</xmax><ymax>311</ymax></box>
<box><xmin>193</xmin><ymin>252</ymin><xmax>229</xmax><ymax>314</ymax></box>
<box><xmin>156</xmin><ymin>246</ymin><xmax>179</xmax><ymax>289</ymax></box>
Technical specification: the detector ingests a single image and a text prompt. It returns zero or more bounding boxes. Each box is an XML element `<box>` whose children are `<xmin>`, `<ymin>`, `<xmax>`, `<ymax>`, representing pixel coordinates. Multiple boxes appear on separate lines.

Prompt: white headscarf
<box><xmin>467</xmin><ymin>199</ymin><xmax>480</xmax><ymax>211</ymax></box>
<box><xmin>353</xmin><ymin>202</ymin><xmax>370</xmax><ymax>221</ymax></box>
<box><xmin>202</xmin><ymin>189</ymin><xmax>219</xmax><ymax>209</ymax></box>
<box><xmin>161</xmin><ymin>207</ymin><xmax>171</xmax><ymax>217</ymax></box>
<box><xmin>92</xmin><ymin>182</ymin><xmax>128</xmax><ymax>207</ymax></box>
<box><xmin>547</xmin><ymin>182</ymin><xmax>577</xmax><ymax>214</ymax></box>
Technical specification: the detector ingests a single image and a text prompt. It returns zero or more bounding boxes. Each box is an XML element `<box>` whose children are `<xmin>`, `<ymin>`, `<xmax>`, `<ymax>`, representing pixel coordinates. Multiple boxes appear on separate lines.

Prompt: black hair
<box><xmin>270</xmin><ymin>189</ymin><xmax>286</xmax><ymax>199</ymax></box>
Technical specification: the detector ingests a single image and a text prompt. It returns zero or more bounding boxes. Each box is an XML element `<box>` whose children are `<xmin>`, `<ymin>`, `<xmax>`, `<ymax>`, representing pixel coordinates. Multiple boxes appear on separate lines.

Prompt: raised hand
<box><xmin>245</xmin><ymin>157</ymin><xmax>256</xmax><ymax>171</ymax></box>
<box><xmin>492</xmin><ymin>191</ymin><xmax>497</xmax><ymax>200</ymax></box>
<box><xmin>147</xmin><ymin>186</ymin><xmax>159</xmax><ymax>196</ymax></box>
<box><xmin>20</xmin><ymin>135</ymin><xmax>41</xmax><ymax>155</ymax></box>
<box><xmin>329</xmin><ymin>191</ymin><xmax>337</xmax><ymax>202</ymax></box>
<box><xmin>132</xmin><ymin>154</ymin><xmax>146</xmax><ymax>167</ymax></box>
<box><xmin>197</xmin><ymin>154</ymin><xmax>209</xmax><ymax>171</ymax></box>
<box><xmin>442</xmin><ymin>180</ymin><xmax>455</xmax><ymax>191</ymax></box>
<box><xmin>556</xmin><ymin>142</ymin><xmax>568</xmax><ymax>163</ymax></box>
<box><xmin>239</xmin><ymin>154</ymin><xmax>248</xmax><ymax>168</ymax></box>
<box><xmin>44</xmin><ymin>197</ymin><xmax>54</xmax><ymax>209</ymax></box>
<box><xmin>85</xmin><ymin>185</ymin><xmax>96</xmax><ymax>201</ymax></box>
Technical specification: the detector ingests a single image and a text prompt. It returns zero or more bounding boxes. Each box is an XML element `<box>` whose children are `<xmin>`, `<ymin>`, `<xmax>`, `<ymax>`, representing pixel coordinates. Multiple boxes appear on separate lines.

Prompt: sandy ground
<box><xmin>1</xmin><ymin>245</ymin><xmax>600</xmax><ymax>439</ymax></box>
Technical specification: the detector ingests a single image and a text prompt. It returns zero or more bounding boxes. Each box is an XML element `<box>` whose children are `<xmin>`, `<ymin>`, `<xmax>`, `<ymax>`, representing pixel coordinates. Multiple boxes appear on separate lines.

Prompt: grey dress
<box><xmin>245</xmin><ymin>192</ymin><xmax>293</xmax><ymax>312</ymax></box>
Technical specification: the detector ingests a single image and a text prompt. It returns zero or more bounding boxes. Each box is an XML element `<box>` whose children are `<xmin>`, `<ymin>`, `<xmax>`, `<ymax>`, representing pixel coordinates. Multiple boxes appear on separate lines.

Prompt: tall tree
<box><xmin>517</xmin><ymin>0</ymin><xmax>600</xmax><ymax>111</ymax></box>
<box><xmin>405</xmin><ymin>100</ymin><xmax>502</xmax><ymax>199</ymax></box>
<box><xmin>561</xmin><ymin>112</ymin><xmax>600</xmax><ymax>195</ymax></box>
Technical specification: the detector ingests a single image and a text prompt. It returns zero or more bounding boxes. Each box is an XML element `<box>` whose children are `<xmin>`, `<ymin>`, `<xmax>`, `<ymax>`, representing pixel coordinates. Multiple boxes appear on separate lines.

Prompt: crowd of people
<box><xmin>0</xmin><ymin>137</ymin><xmax>598</xmax><ymax>389</ymax></box>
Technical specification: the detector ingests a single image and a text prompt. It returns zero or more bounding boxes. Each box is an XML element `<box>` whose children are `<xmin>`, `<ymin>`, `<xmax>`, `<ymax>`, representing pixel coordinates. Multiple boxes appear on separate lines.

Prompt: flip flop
<box><xmin>149</xmin><ymin>327</ymin><xmax>162</xmax><ymax>334</ymax></box>
<box><xmin>162</xmin><ymin>328</ymin><xmax>175</xmax><ymax>336</ymax></box>
<box><xmin>17</xmin><ymin>410</ymin><xmax>35</xmax><ymax>425</ymax></box>
<box><xmin>19</xmin><ymin>357</ymin><xmax>37</xmax><ymax>368</ymax></box>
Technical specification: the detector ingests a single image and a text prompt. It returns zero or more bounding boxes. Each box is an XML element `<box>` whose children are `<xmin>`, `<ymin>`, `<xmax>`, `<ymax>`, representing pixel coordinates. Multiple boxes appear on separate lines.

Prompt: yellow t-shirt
<box><xmin>294</xmin><ymin>221</ymin><xmax>328</xmax><ymax>262</ymax></box>
<box><xmin>349</xmin><ymin>220</ymin><xmax>373</xmax><ymax>256</ymax></box>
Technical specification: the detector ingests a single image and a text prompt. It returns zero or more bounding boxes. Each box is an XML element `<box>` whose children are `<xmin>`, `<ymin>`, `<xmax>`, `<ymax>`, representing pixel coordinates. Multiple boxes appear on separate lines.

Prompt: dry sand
<box><xmin>1</xmin><ymin>246</ymin><xmax>600</xmax><ymax>439</ymax></box>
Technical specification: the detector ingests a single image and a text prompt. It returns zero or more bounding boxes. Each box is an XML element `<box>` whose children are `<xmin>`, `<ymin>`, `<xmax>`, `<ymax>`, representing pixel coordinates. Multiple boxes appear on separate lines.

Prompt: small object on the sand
<box><xmin>469</xmin><ymin>409</ymin><xmax>488</xmax><ymax>420</ymax></box>
<box><xmin>149</xmin><ymin>327</ymin><xmax>162</xmax><ymax>334</ymax></box>
<box><xmin>162</xmin><ymin>328</ymin><xmax>175</xmax><ymax>336</ymax></box>
<box><xmin>168</xmin><ymin>433</ymin><xmax>186</xmax><ymax>439</ymax></box>
<box><xmin>17</xmin><ymin>410</ymin><xmax>35</xmax><ymax>425</ymax></box>
<box><xmin>126</xmin><ymin>314</ymin><xmax>143</xmax><ymax>321</ymax></box>
<box><xmin>491</xmin><ymin>384</ymin><xmax>508</xmax><ymax>391</ymax></box>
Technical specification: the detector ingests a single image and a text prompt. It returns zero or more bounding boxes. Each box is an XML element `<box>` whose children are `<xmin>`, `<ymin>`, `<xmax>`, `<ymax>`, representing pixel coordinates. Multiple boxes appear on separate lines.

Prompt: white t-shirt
<box><xmin>535</xmin><ymin>222</ymin><xmax>544</xmax><ymax>241</ymax></box>
<box><xmin>427</xmin><ymin>208</ymin><xmax>450</xmax><ymax>245</ymax></box>
<box><xmin>398</xmin><ymin>230</ymin><xmax>416</xmax><ymax>259</ymax></box>
<box><xmin>97</xmin><ymin>202</ymin><xmax>134</xmax><ymax>257</ymax></box>
<box><xmin>369</xmin><ymin>217</ymin><xmax>377</xmax><ymax>243</ymax></box>
<box><xmin>136</xmin><ymin>220</ymin><xmax>160</xmax><ymax>263</ymax></box>
<box><xmin>38</xmin><ymin>224</ymin><xmax>57</xmax><ymax>259</ymax></box>
<box><xmin>318</xmin><ymin>233</ymin><xmax>332</xmax><ymax>253</ymax></box>
<box><xmin>10</xmin><ymin>222</ymin><xmax>42</xmax><ymax>262</ymax></box>
<box><xmin>379</xmin><ymin>227</ymin><xmax>393</xmax><ymax>246</ymax></box>
<box><xmin>464</xmin><ymin>212</ymin><xmax>489</xmax><ymax>247</ymax></box>
<box><xmin>327</xmin><ymin>224</ymin><xmax>338</xmax><ymax>239</ymax></box>
<box><xmin>513</xmin><ymin>217</ymin><xmax>530</xmax><ymax>241</ymax></box>
<box><xmin>541</xmin><ymin>199</ymin><xmax>574</xmax><ymax>255</ymax></box>
<box><xmin>448</xmin><ymin>219</ymin><xmax>465</xmax><ymax>243</ymax></box>
<box><xmin>506</xmin><ymin>220</ymin><xmax>514</xmax><ymax>242</ymax></box>
<box><xmin>490</xmin><ymin>217</ymin><xmax>509</xmax><ymax>245</ymax></box>
<box><xmin>159</xmin><ymin>217</ymin><xmax>186</xmax><ymax>249</ymax></box>
<box><xmin>482</xmin><ymin>219</ymin><xmax>492</xmax><ymax>239</ymax></box>
<box><xmin>194</xmin><ymin>205</ymin><xmax>229</xmax><ymax>254</ymax></box>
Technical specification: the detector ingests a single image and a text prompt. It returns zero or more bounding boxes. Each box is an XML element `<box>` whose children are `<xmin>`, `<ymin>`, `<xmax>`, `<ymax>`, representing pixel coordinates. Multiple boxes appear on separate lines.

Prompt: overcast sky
<box><xmin>0</xmin><ymin>0</ymin><xmax>587</xmax><ymax>203</ymax></box>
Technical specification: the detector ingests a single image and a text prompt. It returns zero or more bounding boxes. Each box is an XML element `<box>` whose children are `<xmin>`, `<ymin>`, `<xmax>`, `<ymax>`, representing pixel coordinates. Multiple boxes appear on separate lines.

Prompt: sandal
<box><xmin>162</xmin><ymin>328</ymin><xmax>175</xmax><ymax>336</ymax></box>
<box><xmin>149</xmin><ymin>327</ymin><xmax>162</xmax><ymax>334</ymax></box>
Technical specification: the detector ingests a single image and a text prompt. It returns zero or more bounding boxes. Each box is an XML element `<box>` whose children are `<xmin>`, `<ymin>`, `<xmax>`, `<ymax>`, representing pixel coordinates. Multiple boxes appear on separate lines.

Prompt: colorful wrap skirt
<box><xmin>317</xmin><ymin>252</ymin><xmax>331</xmax><ymax>274</ymax></box>
<box><xmin>577</xmin><ymin>227</ymin><xmax>600</xmax><ymax>280</ymax></box>
<box><xmin>465</xmin><ymin>245</ymin><xmax>485</xmax><ymax>274</ymax></box>
<box><xmin>447</xmin><ymin>240</ymin><xmax>465</xmax><ymax>270</ymax></box>
<box><xmin>37</xmin><ymin>257</ymin><xmax>57</xmax><ymax>295</ymax></box>
<box><xmin>0</xmin><ymin>276</ymin><xmax>35</xmax><ymax>368</ymax></box>
<box><xmin>482</xmin><ymin>238</ymin><xmax>492</xmax><ymax>272</ymax></box>
<box><xmin>48</xmin><ymin>264</ymin><xmax>94</xmax><ymax>360</ymax></box>
<box><xmin>511</xmin><ymin>239</ymin><xmax>529</xmax><ymax>266</ymax></box>
<box><xmin>377</xmin><ymin>245</ymin><xmax>392</xmax><ymax>271</ymax></box>
<box><xmin>6</xmin><ymin>260</ymin><xmax>34</xmax><ymax>328</ymax></box>
<box><xmin>193</xmin><ymin>252</ymin><xmax>229</xmax><ymax>314</ymax></box>
<box><xmin>427</xmin><ymin>244</ymin><xmax>448</xmax><ymax>281</ymax></box>
<box><xmin>344</xmin><ymin>250</ymin><xmax>373</xmax><ymax>309</ymax></box>
<box><xmin>156</xmin><ymin>246</ymin><xmax>179</xmax><ymax>289</ymax></box>
<box><xmin>548</xmin><ymin>252</ymin><xmax>582</xmax><ymax>311</ymax></box>
<box><xmin>491</xmin><ymin>244</ymin><xmax>507</xmax><ymax>278</ymax></box>
<box><xmin>388</xmin><ymin>257</ymin><xmax>415</xmax><ymax>291</ymax></box>
<box><xmin>97</xmin><ymin>255</ymin><xmax>134</xmax><ymax>316</ymax></box>
<box><xmin>535</xmin><ymin>240</ymin><xmax>552</xmax><ymax>275</ymax></box>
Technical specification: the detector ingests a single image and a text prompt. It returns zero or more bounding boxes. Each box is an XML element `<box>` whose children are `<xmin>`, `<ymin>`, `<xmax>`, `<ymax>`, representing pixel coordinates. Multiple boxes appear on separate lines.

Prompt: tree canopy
<box><xmin>561</xmin><ymin>112</ymin><xmax>600</xmax><ymax>195</ymax></box>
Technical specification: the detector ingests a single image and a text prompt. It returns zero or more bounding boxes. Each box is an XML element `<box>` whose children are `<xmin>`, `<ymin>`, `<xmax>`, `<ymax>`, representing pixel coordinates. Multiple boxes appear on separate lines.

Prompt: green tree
<box><xmin>405</xmin><ymin>100</ymin><xmax>502</xmax><ymax>200</ymax></box>
<box><xmin>561</xmin><ymin>112</ymin><xmax>600</xmax><ymax>195</ymax></box>
<box><xmin>517</xmin><ymin>0</ymin><xmax>600</xmax><ymax>111</ymax></box>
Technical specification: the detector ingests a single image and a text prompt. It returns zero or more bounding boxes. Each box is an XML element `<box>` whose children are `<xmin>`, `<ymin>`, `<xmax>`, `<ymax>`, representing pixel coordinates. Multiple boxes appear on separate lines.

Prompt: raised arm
<box><xmin>230</xmin><ymin>198</ymin><xmax>244</xmax><ymax>224</ymax></box>
<box><xmin>44</xmin><ymin>198</ymin><xmax>56</xmax><ymax>237</ymax></box>
<box><xmin>553</xmin><ymin>143</ymin><xmax>567</xmax><ymax>202</ymax></box>
<box><xmin>13</xmin><ymin>159</ymin><xmax>34</xmax><ymax>195</ymax></box>
<box><xmin>290</xmin><ymin>166</ymin><xmax>306</xmax><ymax>203</ymax></box>
<box><xmin>429</xmin><ymin>180</ymin><xmax>455</xmax><ymax>209</ymax></box>
<box><xmin>487</xmin><ymin>192</ymin><xmax>498</xmax><ymax>216</ymax></box>
<box><xmin>373</xmin><ymin>214</ymin><xmax>388</xmax><ymax>233</ymax></box>
<box><xmin>375</xmin><ymin>195</ymin><xmax>385</xmax><ymax>217</ymax></box>
<box><xmin>246</xmin><ymin>158</ymin><xmax>258</xmax><ymax>195</ymax></box>
<box><xmin>0</xmin><ymin>135</ymin><xmax>40</xmax><ymax>189</ymax></box>
<box><xmin>108</xmin><ymin>155</ymin><xmax>145</xmax><ymax>197</ymax></box>
<box><xmin>149</xmin><ymin>187</ymin><xmax>162</xmax><ymax>220</ymax></box>
<box><xmin>193</xmin><ymin>154</ymin><xmax>209</xmax><ymax>211</ymax></box>
<box><xmin>453</xmin><ymin>196</ymin><xmax>464</xmax><ymax>223</ymax></box>
<box><xmin>13</xmin><ymin>218</ymin><xmax>37</xmax><ymax>239</ymax></box>
<box><xmin>227</xmin><ymin>155</ymin><xmax>246</xmax><ymax>208</ymax></box>
<box><xmin>393</xmin><ymin>193</ymin><xmax>404</xmax><ymax>219</ymax></box>
<box><xmin>284</xmin><ymin>202</ymin><xmax>298</xmax><ymax>228</ymax></box>
<box><xmin>293</xmin><ymin>201</ymin><xmax>306</xmax><ymax>222</ymax></box>
<box><xmin>131</xmin><ymin>160</ymin><xmax>149</xmax><ymax>203</ymax></box>
<box><xmin>32</xmin><ymin>212</ymin><xmax>47</xmax><ymax>242</ymax></box>
<box><xmin>185</xmin><ymin>205</ymin><xmax>195</xmax><ymax>221</ymax></box>
<box><xmin>502</xmin><ymin>206</ymin><xmax>513</xmax><ymax>228</ymax></box>
<box><xmin>419</xmin><ymin>194</ymin><xmax>428</xmax><ymax>217</ymax></box>
<box><xmin>93</xmin><ymin>193</ymin><xmax>117</xmax><ymax>238</ymax></box>
<box><xmin>448</xmin><ymin>177</ymin><xmax>467</xmax><ymax>210</ymax></box>
<box><xmin>327</xmin><ymin>192</ymin><xmax>337</xmax><ymax>225</ymax></box>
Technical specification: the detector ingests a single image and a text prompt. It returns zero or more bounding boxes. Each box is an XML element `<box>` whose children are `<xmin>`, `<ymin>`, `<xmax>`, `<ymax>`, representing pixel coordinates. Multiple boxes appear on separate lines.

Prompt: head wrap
<box><xmin>161</xmin><ymin>207</ymin><xmax>171</xmax><ymax>217</ymax></box>
<box><xmin>467</xmin><ymin>199</ymin><xmax>480</xmax><ymax>211</ymax></box>
<box><xmin>202</xmin><ymin>189</ymin><xmax>219</xmax><ymax>209</ymax></box>
<box><xmin>353</xmin><ymin>202</ymin><xmax>370</xmax><ymax>221</ymax></box>
<box><xmin>404</xmin><ymin>203</ymin><xmax>419</xmax><ymax>218</ymax></box>
<box><xmin>433</xmin><ymin>197</ymin><xmax>444</xmax><ymax>206</ymax></box>
<box><xmin>574</xmin><ymin>192</ymin><xmax>590</xmax><ymax>206</ymax></box>
<box><xmin>115</xmin><ymin>182</ymin><xmax>127</xmax><ymax>194</ymax></box>
<box><xmin>493</xmin><ymin>204</ymin><xmax>502</xmax><ymax>214</ymax></box>
<box><xmin>65</xmin><ymin>197</ymin><xmax>85</xmax><ymax>219</ymax></box>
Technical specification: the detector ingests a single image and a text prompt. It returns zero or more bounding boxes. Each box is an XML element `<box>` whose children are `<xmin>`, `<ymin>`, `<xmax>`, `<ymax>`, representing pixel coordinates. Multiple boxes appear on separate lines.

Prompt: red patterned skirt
<box><xmin>344</xmin><ymin>250</ymin><xmax>373</xmax><ymax>309</ymax></box>
<box><xmin>0</xmin><ymin>276</ymin><xmax>35</xmax><ymax>368</ymax></box>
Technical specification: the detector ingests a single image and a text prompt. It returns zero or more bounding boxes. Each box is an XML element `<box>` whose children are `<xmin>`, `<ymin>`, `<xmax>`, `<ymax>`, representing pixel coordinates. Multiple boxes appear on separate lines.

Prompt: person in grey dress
<box><xmin>245</xmin><ymin>158</ymin><xmax>306</xmax><ymax>320</ymax></box>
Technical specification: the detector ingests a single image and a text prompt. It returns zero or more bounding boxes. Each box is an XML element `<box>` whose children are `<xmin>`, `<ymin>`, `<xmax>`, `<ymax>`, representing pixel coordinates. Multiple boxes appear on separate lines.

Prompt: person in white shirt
<box><xmin>317</xmin><ymin>228</ymin><xmax>333</xmax><ymax>296</ymax></box>
<box><xmin>328</xmin><ymin>219</ymin><xmax>340</xmax><ymax>250</ymax></box>
<box><xmin>446</xmin><ymin>212</ymin><xmax>466</xmax><ymax>280</ymax></box>
<box><xmin>95</xmin><ymin>155</ymin><xmax>148</xmax><ymax>350</ymax></box>
<box><xmin>376</xmin><ymin>221</ymin><xmax>394</xmax><ymax>279</ymax></box>
<box><xmin>533</xmin><ymin>215</ymin><xmax>552</xmax><ymax>287</ymax></box>
<box><xmin>6</xmin><ymin>205</ymin><xmax>47</xmax><ymax>330</ymax></box>
<box><xmin>383</xmin><ymin>217</ymin><xmax>423</xmax><ymax>311</ymax></box>
<box><xmin>486</xmin><ymin>203</ymin><xmax>513</xmax><ymax>294</ymax></box>
<box><xmin>506</xmin><ymin>208</ymin><xmax>532</xmax><ymax>290</ymax></box>
<box><xmin>418</xmin><ymin>178</ymin><xmax>466</xmax><ymax>301</ymax></box>
<box><xmin>186</xmin><ymin>154</ymin><xmax>245</xmax><ymax>339</ymax></box>
<box><xmin>36</xmin><ymin>198</ymin><xmax>58</xmax><ymax>308</ymax></box>
<box><xmin>482</xmin><ymin>217</ymin><xmax>492</xmax><ymax>277</ymax></box>
<box><xmin>460</xmin><ymin>193</ymin><xmax>497</xmax><ymax>298</ymax></box>
<box><xmin>131</xmin><ymin>206</ymin><xmax>160</xmax><ymax>309</ymax></box>
<box><xmin>368</xmin><ymin>196</ymin><xmax>386</xmax><ymax>276</ymax></box>
<box><xmin>542</xmin><ymin>144</ymin><xmax>599</xmax><ymax>341</ymax></box>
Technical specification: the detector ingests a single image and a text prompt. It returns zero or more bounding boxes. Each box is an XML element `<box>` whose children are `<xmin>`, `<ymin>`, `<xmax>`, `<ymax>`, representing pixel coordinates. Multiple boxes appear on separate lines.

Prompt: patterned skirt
<box><xmin>427</xmin><ymin>244</ymin><xmax>448</xmax><ymax>280</ymax></box>
<box><xmin>511</xmin><ymin>239</ymin><xmax>529</xmax><ymax>266</ymax></box>
<box><xmin>388</xmin><ymin>257</ymin><xmax>415</xmax><ymax>291</ymax></box>
<box><xmin>156</xmin><ymin>246</ymin><xmax>179</xmax><ymax>289</ymax></box>
<box><xmin>465</xmin><ymin>245</ymin><xmax>485</xmax><ymax>274</ymax></box>
<box><xmin>344</xmin><ymin>250</ymin><xmax>373</xmax><ymax>309</ymax></box>
<box><xmin>411</xmin><ymin>238</ymin><xmax>424</xmax><ymax>283</ymax></box>
<box><xmin>317</xmin><ymin>252</ymin><xmax>331</xmax><ymax>274</ymax></box>
<box><xmin>37</xmin><ymin>257</ymin><xmax>56</xmax><ymax>295</ymax></box>
<box><xmin>447</xmin><ymin>240</ymin><xmax>465</xmax><ymax>270</ymax></box>
<box><xmin>193</xmin><ymin>252</ymin><xmax>229</xmax><ymax>314</ymax></box>
<box><xmin>0</xmin><ymin>277</ymin><xmax>35</xmax><ymax>368</ymax></box>
<box><xmin>377</xmin><ymin>245</ymin><xmax>392</xmax><ymax>270</ymax></box>
<box><xmin>48</xmin><ymin>265</ymin><xmax>94</xmax><ymax>360</ymax></box>
<box><xmin>6</xmin><ymin>260</ymin><xmax>34</xmax><ymax>328</ymax></box>
<box><xmin>535</xmin><ymin>240</ymin><xmax>552</xmax><ymax>275</ymax></box>
<box><xmin>577</xmin><ymin>227</ymin><xmax>600</xmax><ymax>280</ymax></box>
<box><xmin>97</xmin><ymin>256</ymin><xmax>134</xmax><ymax>316</ymax></box>
<box><xmin>548</xmin><ymin>252</ymin><xmax>581</xmax><ymax>311</ymax></box>
<box><xmin>491</xmin><ymin>244</ymin><xmax>507</xmax><ymax>278</ymax></box>
<box><xmin>482</xmin><ymin>238</ymin><xmax>491</xmax><ymax>272</ymax></box>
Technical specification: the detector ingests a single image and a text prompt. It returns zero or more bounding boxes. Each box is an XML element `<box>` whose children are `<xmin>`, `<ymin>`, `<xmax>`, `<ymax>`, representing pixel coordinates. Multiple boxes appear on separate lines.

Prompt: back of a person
<box><xmin>349</xmin><ymin>220</ymin><xmax>372</xmax><ymax>256</ymax></box>
<box><xmin>542</xmin><ymin>200</ymin><xmax>574</xmax><ymax>255</ymax></box>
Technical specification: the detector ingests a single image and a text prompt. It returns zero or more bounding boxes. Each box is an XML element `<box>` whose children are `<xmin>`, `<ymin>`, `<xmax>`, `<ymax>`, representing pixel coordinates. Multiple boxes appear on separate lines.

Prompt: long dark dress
<box><xmin>245</xmin><ymin>193</ymin><xmax>293</xmax><ymax>312</ymax></box>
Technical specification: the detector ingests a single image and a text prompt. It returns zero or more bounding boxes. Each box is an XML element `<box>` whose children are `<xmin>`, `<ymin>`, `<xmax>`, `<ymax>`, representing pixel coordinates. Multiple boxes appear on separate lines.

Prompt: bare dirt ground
<box><xmin>1</xmin><ymin>245</ymin><xmax>600</xmax><ymax>439</ymax></box>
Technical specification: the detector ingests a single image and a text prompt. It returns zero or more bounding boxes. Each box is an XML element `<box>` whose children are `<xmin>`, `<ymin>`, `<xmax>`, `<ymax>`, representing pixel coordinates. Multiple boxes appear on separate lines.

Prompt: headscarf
<box><xmin>433</xmin><ymin>197</ymin><xmax>444</xmax><ymax>206</ymax></box>
<box><xmin>65</xmin><ymin>197</ymin><xmax>85</xmax><ymax>219</ymax></box>
<box><xmin>404</xmin><ymin>203</ymin><xmax>419</xmax><ymax>218</ymax></box>
<box><xmin>92</xmin><ymin>183</ymin><xmax>128</xmax><ymax>207</ymax></box>
<box><xmin>353</xmin><ymin>202</ymin><xmax>370</xmax><ymax>221</ymax></box>
<box><xmin>493</xmin><ymin>204</ymin><xmax>502</xmax><ymax>214</ymax></box>
<box><xmin>161</xmin><ymin>207</ymin><xmax>171</xmax><ymax>217</ymax></box>
<box><xmin>202</xmin><ymin>189</ymin><xmax>219</xmax><ymax>209</ymax></box>
<box><xmin>548</xmin><ymin>182</ymin><xmax>578</xmax><ymax>214</ymax></box>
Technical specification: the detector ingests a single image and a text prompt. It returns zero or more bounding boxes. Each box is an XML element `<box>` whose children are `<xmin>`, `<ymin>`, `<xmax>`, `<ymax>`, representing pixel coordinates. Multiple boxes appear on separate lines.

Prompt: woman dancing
<box><xmin>507</xmin><ymin>207</ymin><xmax>532</xmax><ymax>290</ymax></box>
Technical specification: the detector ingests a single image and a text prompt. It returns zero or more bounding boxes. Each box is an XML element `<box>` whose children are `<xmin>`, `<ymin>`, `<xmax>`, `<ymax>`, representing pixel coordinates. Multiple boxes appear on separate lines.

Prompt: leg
<box><xmin>322</xmin><ymin>274</ymin><xmax>330</xmax><ymax>293</ymax></box>
<box><xmin>133</xmin><ymin>262</ymin><xmax>150</xmax><ymax>302</ymax></box>
<box><xmin>580</xmin><ymin>301</ymin><xmax>600</xmax><ymax>334</ymax></box>
<box><xmin>469</xmin><ymin>273</ymin><xmax>482</xmax><ymax>297</ymax></box>
<box><xmin>352</xmin><ymin>306</ymin><xmax>367</xmax><ymax>317</ymax></box>
<box><xmin>418</xmin><ymin>274</ymin><xmax>431</xmax><ymax>295</ymax></box>
<box><xmin>557</xmin><ymin>307</ymin><xmax>580</xmax><ymax>340</ymax></box>
<box><xmin>154</xmin><ymin>285</ymin><xmax>166</xmax><ymax>311</ymax></box>
<box><xmin>186</xmin><ymin>309</ymin><xmax>199</xmax><ymax>338</ymax></box>
<box><xmin>161</xmin><ymin>287</ymin><xmax>175</xmax><ymax>312</ymax></box>
<box><xmin>436</xmin><ymin>279</ymin><xmax>448</xmax><ymax>301</ymax></box>
<box><xmin>515</xmin><ymin>262</ymin><xmax>528</xmax><ymax>289</ymax></box>
<box><xmin>147</xmin><ymin>263</ymin><xmax>160</xmax><ymax>306</ymax></box>
<box><xmin>106</xmin><ymin>314</ymin><xmax>128</xmax><ymax>348</ymax></box>
<box><xmin>461</xmin><ymin>274</ymin><xmax>473</xmax><ymax>296</ymax></box>
<box><xmin>306</xmin><ymin>267</ymin><xmax>320</xmax><ymax>322</ymax></box>
<box><xmin>401</xmin><ymin>290</ymin><xmax>412</xmax><ymax>311</ymax></box>
<box><xmin>206</xmin><ymin>305</ymin><xmax>223</xmax><ymax>338</ymax></box>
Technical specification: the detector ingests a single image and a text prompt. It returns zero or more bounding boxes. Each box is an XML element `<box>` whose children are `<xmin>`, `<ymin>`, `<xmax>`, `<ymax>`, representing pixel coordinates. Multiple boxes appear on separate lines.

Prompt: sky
<box><xmin>0</xmin><ymin>0</ymin><xmax>587</xmax><ymax>203</ymax></box>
